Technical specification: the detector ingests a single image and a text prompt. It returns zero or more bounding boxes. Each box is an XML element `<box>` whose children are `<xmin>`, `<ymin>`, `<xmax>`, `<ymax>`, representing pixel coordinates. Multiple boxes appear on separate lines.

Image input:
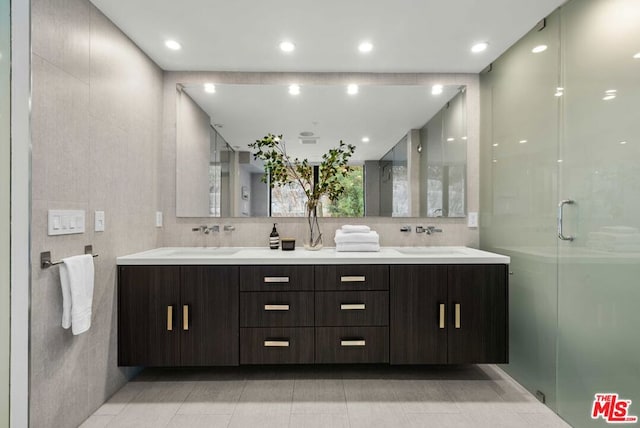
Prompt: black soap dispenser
<box><xmin>269</xmin><ymin>223</ymin><xmax>280</xmax><ymax>250</ymax></box>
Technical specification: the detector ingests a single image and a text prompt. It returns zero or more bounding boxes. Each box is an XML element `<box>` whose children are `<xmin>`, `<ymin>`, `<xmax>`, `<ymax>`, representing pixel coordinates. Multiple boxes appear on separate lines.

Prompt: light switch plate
<box><xmin>467</xmin><ymin>212</ymin><xmax>479</xmax><ymax>228</ymax></box>
<box><xmin>95</xmin><ymin>211</ymin><xmax>105</xmax><ymax>232</ymax></box>
<box><xmin>48</xmin><ymin>210</ymin><xmax>85</xmax><ymax>236</ymax></box>
<box><xmin>155</xmin><ymin>211</ymin><xmax>163</xmax><ymax>228</ymax></box>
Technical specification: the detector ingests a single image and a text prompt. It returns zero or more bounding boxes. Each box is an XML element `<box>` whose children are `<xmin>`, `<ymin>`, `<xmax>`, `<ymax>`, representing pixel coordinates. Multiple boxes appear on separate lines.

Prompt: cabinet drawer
<box><xmin>315</xmin><ymin>291</ymin><xmax>388</xmax><ymax>327</ymax></box>
<box><xmin>240</xmin><ymin>266</ymin><xmax>314</xmax><ymax>291</ymax></box>
<box><xmin>241</xmin><ymin>292</ymin><xmax>314</xmax><ymax>327</ymax></box>
<box><xmin>315</xmin><ymin>327</ymin><xmax>389</xmax><ymax>364</ymax></box>
<box><xmin>240</xmin><ymin>328</ymin><xmax>314</xmax><ymax>364</ymax></box>
<box><xmin>315</xmin><ymin>265</ymin><xmax>389</xmax><ymax>291</ymax></box>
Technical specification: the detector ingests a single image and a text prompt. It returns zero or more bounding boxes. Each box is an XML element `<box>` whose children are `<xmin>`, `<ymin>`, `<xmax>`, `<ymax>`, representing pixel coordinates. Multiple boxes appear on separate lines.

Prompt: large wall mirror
<box><xmin>176</xmin><ymin>83</ymin><xmax>467</xmax><ymax>218</ymax></box>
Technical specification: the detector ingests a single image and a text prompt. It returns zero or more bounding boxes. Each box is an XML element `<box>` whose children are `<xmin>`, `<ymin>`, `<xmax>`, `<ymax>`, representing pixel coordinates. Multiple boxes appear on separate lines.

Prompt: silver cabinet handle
<box><xmin>558</xmin><ymin>199</ymin><xmax>575</xmax><ymax>241</ymax></box>
<box><xmin>454</xmin><ymin>303</ymin><xmax>461</xmax><ymax>329</ymax></box>
<box><xmin>439</xmin><ymin>303</ymin><xmax>445</xmax><ymax>329</ymax></box>
<box><xmin>264</xmin><ymin>276</ymin><xmax>290</xmax><ymax>283</ymax></box>
<box><xmin>341</xmin><ymin>276</ymin><xmax>365</xmax><ymax>282</ymax></box>
<box><xmin>341</xmin><ymin>339</ymin><xmax>366</xmax><ymax>347</ymax></box>
<box><xmin>341</xmin><ymin>303</ymin><xmax>366</xmax><ymax>310</ymax></box>
<box><xmin>264</xmin><ymin>304</ymin><xmax>290</xmax><ymax>311</ymax></box>
<box><xmin>264</xmin><ymin>340</ymin><xmax>289</xmax><ymax>347</ymax></box>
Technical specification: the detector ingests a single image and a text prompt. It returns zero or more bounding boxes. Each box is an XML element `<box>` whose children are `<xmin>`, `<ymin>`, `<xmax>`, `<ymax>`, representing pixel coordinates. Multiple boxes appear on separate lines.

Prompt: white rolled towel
<box><xmin>335</xmin><ymin>230</ymin><xmax>379</xmax><ymax>244</ymax></box>
<box><xmin>336</xmin><ymin>242</ymin><xmax>380</xmax><ymax>252</ymax></box>
<box><xmin>340</xmin><ymin>225</ymin><xmax>371</xmax><ymax>233</ymax></box>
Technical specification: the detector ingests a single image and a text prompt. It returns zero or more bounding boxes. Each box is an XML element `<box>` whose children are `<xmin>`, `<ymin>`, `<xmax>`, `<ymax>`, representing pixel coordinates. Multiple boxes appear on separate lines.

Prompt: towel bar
<box><xmin>41</xmin><ymin>245</ymin><xmax>99</xmax><ymax>269</ymax></box>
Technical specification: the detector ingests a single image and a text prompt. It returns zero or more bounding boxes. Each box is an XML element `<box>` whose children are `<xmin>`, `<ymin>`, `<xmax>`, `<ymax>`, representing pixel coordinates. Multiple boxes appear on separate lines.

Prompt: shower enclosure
<box><xmin>480</xmin><ymin>0</ymin><xmax>640</xmax><ymax>426</ymax></box>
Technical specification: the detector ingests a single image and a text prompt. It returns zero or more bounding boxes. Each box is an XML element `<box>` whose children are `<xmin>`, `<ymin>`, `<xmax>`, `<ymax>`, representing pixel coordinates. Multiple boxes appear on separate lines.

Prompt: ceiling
<box><xmin>183</xmin><ymin>84</ymin><xmax>462</xmax><ymax>161</ymax></box>
<box><xmin>89</xmin><ymin>0</ymin><xmax>565</xmax><ymax>73</ymax></box>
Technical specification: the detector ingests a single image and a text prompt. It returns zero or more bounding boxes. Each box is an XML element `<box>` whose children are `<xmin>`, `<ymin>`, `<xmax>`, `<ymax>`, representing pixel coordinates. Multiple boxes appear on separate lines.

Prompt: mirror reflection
<box><xmin>176</xmin><ymin>84</ymin><xmax>467</xmax><ymax>218</ymax></box>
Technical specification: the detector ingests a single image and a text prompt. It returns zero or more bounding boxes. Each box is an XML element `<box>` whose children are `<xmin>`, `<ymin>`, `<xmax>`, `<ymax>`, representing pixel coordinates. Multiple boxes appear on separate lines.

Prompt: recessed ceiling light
<box><xmin>519</xmin><ymin>139</ymin><xmax>528</xmax><ymax>144</ymax></box>
<box><xmin>431</xmin><ymin>84</ymin><xmax>443</xmax><ymax>95</ymax></box>
<box><xmin>447</xmin><ymin>137</ymin><xmax>455</xmax><ymax>142</ymax></box>
<box><xmin>347</xmin><ymin>84</ymin><xmax>359</xmax><ymax>95</ymax></box>
<box><xmin>603</xmin><ymin>95</ymin><xmax>616</xmax><ymax>101</ymax></box>
<box><xmin>532</xmin><ymin>45</ymin><xmax>548</xmax><ymax>53</ymax></box>
<box><xmin>204</xmin><ymin>83</ymin><xmax>216</xmax><ymax>93</ymax></box>
<box><xmin>279</xmin><ymin>41</ymin><xmax>295</xmax><ymax>53</ymax></box>
<box><xmin>165</xmin><ymin>40</ymin><xmax>181</xmax><ymax>50</ymax></box>
<box><xmin>620</xmin><ymin>141</ymin><xmax>628</xmax><ymax>145</ymax></box>
<box><xmin>633</xmin><ymin>52</ymin><xmax>640</xmax><ymax>59</ymax></box>
<box><xmin>461</xmin><ymin>136</ymin><xmax>467</xmax><ymax>140</ymax></box>
<box><xmin>471</xmin><ymin>42</ymin><xmax>488</xmax><ymax>53</ymax></box>
<box><xmin>605</xmin><ymin>89</ymin><xmax>617</xmax><ymax>94</ymax></box>
<box><xmin>492</xmin><ymin>143</ymin><xmax>499</xmax><ymax>147</ymax></box>
<box><xmin>557</xmin><ymin>159</ymin><xmax>563</xmax><ymax>163</ymax></box>
<box><xmin>358</xmin><ymin>42</ymin><xmax>373</xmax><ymax>53</ymax></box>
<box><xmin>289</xmin><ymin>84</ymin><xmax>300</xmax><ymax>95</ymax></box>
<box><xmin>361</xmin><ymin>137</ymin><xmax>370</xmax><ymax>143</ymax></box>
<box><xmin>492</xmin><ymin>159</ymin><xmax>498</xmax><ymax>163</ymax></box>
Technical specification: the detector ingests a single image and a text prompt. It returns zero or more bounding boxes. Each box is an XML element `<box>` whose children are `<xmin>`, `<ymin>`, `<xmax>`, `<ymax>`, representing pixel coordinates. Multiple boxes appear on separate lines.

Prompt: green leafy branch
<box><xmin>248</xmin><ymin>133</ymin><xmax>356</xmax><ymax>210</ymax></box>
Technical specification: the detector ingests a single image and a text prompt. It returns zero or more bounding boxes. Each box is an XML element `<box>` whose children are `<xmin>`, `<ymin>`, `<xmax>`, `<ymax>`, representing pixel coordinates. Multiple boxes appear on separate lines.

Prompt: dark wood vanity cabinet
<box><xmin>118</xmin><ymin>265</ymin><xmax>239</xmax><ymax>367</ymax></box>
<box><xmin>118</xmin><ymin>262</ymin><xmax>507</xmax><ymax>367</ymax></box>
<box><xmin>390</xmin><ymin>264</ymin><xmax>508</xmax><ymax>364</ymax></box>
<box><xmin>239</xmin><ymin>266</ymin><xmax>315</xmax><ymax>364</ymax></box>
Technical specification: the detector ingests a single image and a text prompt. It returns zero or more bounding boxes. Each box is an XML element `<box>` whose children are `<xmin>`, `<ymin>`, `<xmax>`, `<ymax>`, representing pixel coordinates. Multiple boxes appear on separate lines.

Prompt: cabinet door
<box><xmin>181</xmin><ymin>266</ymin><xmax>239</xmax><ymax>366</ymax></box>
<box><xmin>390</xmin><ymin>265</ymin><xmax>448</xmax><ymax>364</ymax></box>
<box><xmin>447</xmin><ymin>265</ymin><xmax>508</xmax><ymax>364</ymax></box>
<box><xmin>118</xmin><ymin>266</ymin><xmax>181</xmax><ymax>366</ymax></box>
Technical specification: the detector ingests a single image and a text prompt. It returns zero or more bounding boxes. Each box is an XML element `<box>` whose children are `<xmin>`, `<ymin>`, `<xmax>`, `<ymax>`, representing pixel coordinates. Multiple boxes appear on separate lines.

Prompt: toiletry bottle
<box><xmin>269</xmin><ymin>223</ymin><xmax>280</xmax><ymax>250</ymax></box>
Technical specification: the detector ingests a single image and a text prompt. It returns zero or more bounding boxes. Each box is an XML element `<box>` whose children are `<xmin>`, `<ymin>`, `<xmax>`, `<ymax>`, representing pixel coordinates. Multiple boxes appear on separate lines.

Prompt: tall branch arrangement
<box><xmin>249</xmin><ymin>133</ymin><xmax>356</xmax><ymax>247</ymax></box>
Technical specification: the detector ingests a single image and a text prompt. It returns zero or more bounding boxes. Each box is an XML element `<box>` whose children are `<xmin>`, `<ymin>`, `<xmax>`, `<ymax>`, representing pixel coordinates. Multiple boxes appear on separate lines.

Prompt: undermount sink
<box><xmin>165</xmin><ymin>248</ymin><xmax>239</xmax><ymax>257</ymax></box>
<box><xmin>395</xmin><ymin>247</ymin><xmax>464</xmax><ymax>255</ymax></box>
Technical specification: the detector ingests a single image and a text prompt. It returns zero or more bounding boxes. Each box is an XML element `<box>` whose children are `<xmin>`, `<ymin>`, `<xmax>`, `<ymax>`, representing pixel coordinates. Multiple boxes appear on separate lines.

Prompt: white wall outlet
<box><xmin>155</xmin><ymin>211</ymin><xmax>163</xmax><ymax>228</ymax></box>
<box><xmin>95</xmin><ymin>211</ymin><xmax>105</xmax><ymax>232</ymax></box>
<box><xmin>48</xmin><ymin>210</ymin><xmax>85</xmax><ymax>236</ymax></box>
<box><xmin>467</xmin><ymin>211</ymin><xmax>479</xmax><ymax>228</ymax></box>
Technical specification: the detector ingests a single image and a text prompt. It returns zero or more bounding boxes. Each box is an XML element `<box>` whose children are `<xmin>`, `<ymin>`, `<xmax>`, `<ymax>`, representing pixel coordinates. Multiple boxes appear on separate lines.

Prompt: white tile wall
<box><xmin>30</xmin><ymin>1</ymin><xmax>163</xmax><ymax>427</ymax></box>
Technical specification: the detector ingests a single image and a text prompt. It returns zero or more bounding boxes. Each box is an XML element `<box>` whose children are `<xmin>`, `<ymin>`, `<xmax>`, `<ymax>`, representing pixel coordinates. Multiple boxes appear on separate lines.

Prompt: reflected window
<box><xmin>270</xmin><ymin>165</ymin><xmax>364</xmax><ymax>217</ymax></box>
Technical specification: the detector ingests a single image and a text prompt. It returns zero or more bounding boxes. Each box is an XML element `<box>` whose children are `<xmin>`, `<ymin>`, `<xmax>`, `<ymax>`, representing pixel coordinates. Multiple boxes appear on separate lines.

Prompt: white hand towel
<box><xmin>335</xmin><ymin>230</ymin><xmax>379</xmax><ymax>244</ymax></box>
<box><xmin>60</xmin><ymin>254</ymin><xmax>95</xmax><ymax>335</ymax></box>
<box><xmin>336</xmin><ymin>242</ymin><xmax>381</xmax><ymax>252</ymax></box>
<box><xmin>340</xmin><ymin>225</ymin><xmax>371</xmax><ymax>234</ymax></box>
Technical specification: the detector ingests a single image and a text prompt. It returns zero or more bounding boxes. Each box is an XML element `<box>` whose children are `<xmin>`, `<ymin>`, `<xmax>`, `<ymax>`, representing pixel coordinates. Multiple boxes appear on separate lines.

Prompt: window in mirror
<box><xmin>270</xmin><ymin>165</ymin><xmax>364</xmax><ymax>217</ymax></box>
<box><xmin>320</xmin><ymin>166</ymin><xmax>364</xmax><ymax>217</ymax></box>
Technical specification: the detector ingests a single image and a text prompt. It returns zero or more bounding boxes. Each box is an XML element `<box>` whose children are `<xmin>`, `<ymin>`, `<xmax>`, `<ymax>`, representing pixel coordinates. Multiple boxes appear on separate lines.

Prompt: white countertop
<box><xmin>116</xmin><ymin>246</ymin><xmax>510</xmax><ymax>265</ymax></box>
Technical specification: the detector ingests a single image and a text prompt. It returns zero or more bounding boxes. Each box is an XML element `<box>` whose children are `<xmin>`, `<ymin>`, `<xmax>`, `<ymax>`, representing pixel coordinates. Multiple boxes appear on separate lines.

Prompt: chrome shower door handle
<box><xmin>558</xmin><ymin>199</ymin><xmax>575</xmax><ymax>241</ymax></box>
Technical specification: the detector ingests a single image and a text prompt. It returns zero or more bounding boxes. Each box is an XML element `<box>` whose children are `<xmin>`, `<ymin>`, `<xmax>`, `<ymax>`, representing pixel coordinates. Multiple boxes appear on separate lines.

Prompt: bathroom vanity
<box><xmin>116</xmin><ymin>247</ymin><xmax>509</xmax><ymax>367</ymax></box>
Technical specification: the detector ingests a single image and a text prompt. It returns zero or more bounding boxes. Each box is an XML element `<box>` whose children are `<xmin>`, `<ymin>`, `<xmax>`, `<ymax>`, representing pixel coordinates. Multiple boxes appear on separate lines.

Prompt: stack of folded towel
<box><xmin>335</xmin><ymin>225</ymin><xmax>380</xmax><ymax>252</ymax></box>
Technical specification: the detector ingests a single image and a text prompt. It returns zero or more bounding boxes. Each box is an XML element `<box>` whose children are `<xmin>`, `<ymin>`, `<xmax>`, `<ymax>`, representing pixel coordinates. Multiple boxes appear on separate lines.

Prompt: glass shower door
<box><xmin>479</xmin><ymin>11</ymin><xmax>561</xmax><ymax>410</ymax></box>
<box><xmin>557</xmin><ymin>0</ymin><xmax>640</xmax><ymax>426</ymax></box>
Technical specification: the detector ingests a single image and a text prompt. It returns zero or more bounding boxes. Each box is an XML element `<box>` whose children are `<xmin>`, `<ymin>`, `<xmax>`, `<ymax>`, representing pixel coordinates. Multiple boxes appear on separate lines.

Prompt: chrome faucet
<box><xmin>425</xmin><ymin>226</ymin><xmax>443</xmax><ymax>235</ymax></box>
<box><xmin>223</xmin><ymin>225</ymin><xmax>235</xmax><ymax>232</ymax></box>
<box><xmin>192</xmin><ymin>225</ymin><xmax>219</xmax><ymax>234</ymax></box>
<box><xmin>416</xmin><ymin>226</ymin><xmax>443</xmax><ymax>235</ymax></box>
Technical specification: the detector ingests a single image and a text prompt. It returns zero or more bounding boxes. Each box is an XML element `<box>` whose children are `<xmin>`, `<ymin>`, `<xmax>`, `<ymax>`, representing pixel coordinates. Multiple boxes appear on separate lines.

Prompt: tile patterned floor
<box><xmin>80</xmin><ymin>365</ymin><xmax>572</xmax><ymax>428</ymax></box>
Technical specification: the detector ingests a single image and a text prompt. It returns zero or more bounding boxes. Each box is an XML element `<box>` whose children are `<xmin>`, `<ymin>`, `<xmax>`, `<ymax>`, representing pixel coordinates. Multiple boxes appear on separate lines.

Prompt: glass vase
<box><xmin>303</xmin><ymin>204</ymin><xmax>323</xmax><ymax>250</ymax></box>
